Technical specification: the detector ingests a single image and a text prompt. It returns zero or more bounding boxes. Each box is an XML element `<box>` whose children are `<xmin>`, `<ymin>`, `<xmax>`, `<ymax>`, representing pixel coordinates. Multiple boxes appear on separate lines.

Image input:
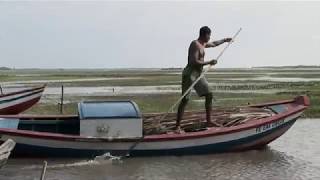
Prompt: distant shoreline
<box><xmin>1</xmin><ymin>65</ymin><xmax>320</xmax><ymax>71</ymax></box>
<box><xmin>252</xmin><ymin>65</ymin><xmax>320</xmax><ymax>69</ymax></box>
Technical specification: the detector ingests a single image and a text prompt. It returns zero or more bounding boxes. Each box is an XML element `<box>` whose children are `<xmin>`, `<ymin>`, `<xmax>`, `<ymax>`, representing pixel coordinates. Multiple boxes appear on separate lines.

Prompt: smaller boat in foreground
<box><xmin>0</xmin><ymin>85</ymin><xmax>45</xmax><ymax>115</ymax></box>
<box><xmin>0</xmin><ymin>95</ymin><xmax>310</xmax><ymax>157</ymax></box>
<box><xmin>0</xmin><ymin>139</ymin><xmax>16</xmax><ymax>168</ymax></box>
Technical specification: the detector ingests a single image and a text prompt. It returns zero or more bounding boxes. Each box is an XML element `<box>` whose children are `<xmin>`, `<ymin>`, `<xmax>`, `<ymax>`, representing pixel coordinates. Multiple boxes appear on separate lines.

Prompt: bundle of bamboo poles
<box><xmin>143</xmin><ymin>107</ymin><xmax>273</xmax><ymax>135</ymax></box>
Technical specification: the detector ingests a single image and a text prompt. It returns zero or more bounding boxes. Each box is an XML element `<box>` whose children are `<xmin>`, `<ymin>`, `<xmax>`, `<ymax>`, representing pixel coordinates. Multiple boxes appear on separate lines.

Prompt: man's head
<box><xmin>199</xmin><ymin>26</ymin><xmax>211</xmax><ymax>43</ymax></box>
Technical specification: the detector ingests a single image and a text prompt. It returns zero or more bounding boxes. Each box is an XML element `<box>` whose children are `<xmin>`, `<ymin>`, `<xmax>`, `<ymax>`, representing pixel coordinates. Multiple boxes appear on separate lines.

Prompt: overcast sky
<box><xmin>0</xmin><ymin>1</ymin><xmax>319</xmax><ymax>69</ymax></box>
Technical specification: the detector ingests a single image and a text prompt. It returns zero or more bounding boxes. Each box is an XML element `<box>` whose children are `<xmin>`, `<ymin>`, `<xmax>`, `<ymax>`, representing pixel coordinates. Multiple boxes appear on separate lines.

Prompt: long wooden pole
<box><xmin>60</xmin><ymin>85</ymin><xmax>64</xmax><ymax>114</ymax></box>
<box><xmin>40</xmin><ymin>161</ymin><xmax>47</xmax><ymax>180</ymax></box>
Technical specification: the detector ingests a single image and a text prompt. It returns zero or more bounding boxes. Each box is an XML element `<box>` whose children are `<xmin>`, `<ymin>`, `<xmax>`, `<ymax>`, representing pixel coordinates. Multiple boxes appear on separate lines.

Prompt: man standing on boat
<box><xmin>176</xmin><ymin>26</ymin><xmax>232</xmax><ymax>132</ymax></box>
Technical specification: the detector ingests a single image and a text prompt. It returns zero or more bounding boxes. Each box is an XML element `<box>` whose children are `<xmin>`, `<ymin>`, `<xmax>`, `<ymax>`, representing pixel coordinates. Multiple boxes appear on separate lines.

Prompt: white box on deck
<box><xmin>78</xmin><ymin>101</ymin><xmax>142</xmax><ymax>138</ymax></box>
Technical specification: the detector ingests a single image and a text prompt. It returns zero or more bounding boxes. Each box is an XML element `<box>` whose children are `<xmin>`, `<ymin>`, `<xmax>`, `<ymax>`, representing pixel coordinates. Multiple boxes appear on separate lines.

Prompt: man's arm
<box><xmin>190</xmin><ymin>43</ymin><xmax>216</xmax><ymax>66</ymax></box>
<box><xmin>205</xmin><ymin>38</ymin><xmax>232</xmax><ymax>48</ymax></box>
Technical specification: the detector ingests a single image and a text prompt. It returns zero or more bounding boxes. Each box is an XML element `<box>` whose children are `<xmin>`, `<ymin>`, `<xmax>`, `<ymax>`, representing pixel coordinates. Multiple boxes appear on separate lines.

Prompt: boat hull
<box><xmin>0</xmin><ymin>139</ymin><xmax>15</xmax><ymax>168</ymax></box>
<box><xmin>0</xmin><ymin>110</ymin><xmax>302</xmax><ymax>157</ymax></box>
<box><xmin>0</xmin><ymin>86</ymin><xmax>45</xmax><ymax>115</ymax></box>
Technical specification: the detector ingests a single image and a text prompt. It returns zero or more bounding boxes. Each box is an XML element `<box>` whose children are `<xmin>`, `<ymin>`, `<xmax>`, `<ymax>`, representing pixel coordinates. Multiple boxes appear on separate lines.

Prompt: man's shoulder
<box><xmin>190</xmin><ymin>40</ymin><xmax>198</xmax><ymax>45</ymax></box>
<box><xmin>190</xmin><ymin>40</ymin><xmax>201</xmax><ymax>49</ymax></box>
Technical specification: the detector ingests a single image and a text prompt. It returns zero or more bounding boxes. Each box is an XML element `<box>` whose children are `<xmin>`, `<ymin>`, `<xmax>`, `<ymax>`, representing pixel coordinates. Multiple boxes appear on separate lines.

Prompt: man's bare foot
<box><xmin>175</xmin><ymin>126</ymin><xmax>185</xmax><ymax>134</ymax></box>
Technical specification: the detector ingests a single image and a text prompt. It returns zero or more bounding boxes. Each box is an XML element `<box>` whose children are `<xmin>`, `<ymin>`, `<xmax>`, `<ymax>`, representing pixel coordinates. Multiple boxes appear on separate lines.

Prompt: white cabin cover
<box><xmin>78</xmin><ymin>101</ymin><xmax>142</xmax><ymax>138</ymax></box>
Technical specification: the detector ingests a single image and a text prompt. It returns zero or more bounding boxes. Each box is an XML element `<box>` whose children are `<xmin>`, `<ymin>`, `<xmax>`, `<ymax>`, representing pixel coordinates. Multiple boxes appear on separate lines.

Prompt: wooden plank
<box><xmin>143</xmin><ymin>107</ymin><xmax>274</xmax><ymax>135</ymax></box>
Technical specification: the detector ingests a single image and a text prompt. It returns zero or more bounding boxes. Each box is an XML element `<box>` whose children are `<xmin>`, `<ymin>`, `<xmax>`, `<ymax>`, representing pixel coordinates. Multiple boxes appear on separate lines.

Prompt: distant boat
<box><xmin>0</xmin><ymin>85</ymin><xmax>45</xmax><ymax>115</ymax></box>
<box><xmin>0</xmin><ymin>139</ymin><xmax>16</xmax><ymax>168</ymax></box>
<box><xmin>0</xmin><ymin>96</ymin><xmax>309</xmax><ymax>157</ymax></box>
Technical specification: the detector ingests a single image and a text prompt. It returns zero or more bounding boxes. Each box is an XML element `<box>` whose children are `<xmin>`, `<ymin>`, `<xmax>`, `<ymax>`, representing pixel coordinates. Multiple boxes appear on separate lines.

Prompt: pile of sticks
<box><xmin>143</xmin><ymin>107</ymin><xmax>273</xmax><ymax>135</ymax></box>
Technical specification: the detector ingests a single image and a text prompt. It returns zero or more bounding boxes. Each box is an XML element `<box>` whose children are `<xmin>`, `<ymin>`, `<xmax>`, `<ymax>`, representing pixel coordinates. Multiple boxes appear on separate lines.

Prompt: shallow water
<box><xmin>1</xmin><ymin>77</ymin><xmax>143</xmax><ymax>85</ymax></box>
<box><xmin>1</xmin><ymin>119</ymin><xmax>319</xmax><ymax>180</ymax></box>
<box><xmin>2</xmin><ymin>85</ymin><xmax>280</xmax><ymax>100</ymax></box>
<box><xmin>41</xmin><ymin>85</ymin><xmax>283</xmax><ymax>97</ymax></box>
<box><xmin>232</xmin><ymin>76</ymin><xmax>320</xmax><ymax>82</ymax></box>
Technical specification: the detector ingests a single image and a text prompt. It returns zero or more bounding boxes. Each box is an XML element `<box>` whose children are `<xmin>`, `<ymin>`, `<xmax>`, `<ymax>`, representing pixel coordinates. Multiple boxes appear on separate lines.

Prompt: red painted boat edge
<box><xmin>0</xmin><ymin>96</ymin><xmax>309</xmax><ymax>143</ymax></box>
<box><xmin>0</xmin><ymin>96</ymin><xmax>42</xmax><ymax>115</ymax></box>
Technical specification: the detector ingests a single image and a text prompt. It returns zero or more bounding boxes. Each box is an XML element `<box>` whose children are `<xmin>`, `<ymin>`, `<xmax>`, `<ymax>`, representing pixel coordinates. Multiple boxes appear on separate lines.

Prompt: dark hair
<box><xmin>199</xmin><ymin>26</ymin><xmax>211</xmax><ymax>37</ymax></box>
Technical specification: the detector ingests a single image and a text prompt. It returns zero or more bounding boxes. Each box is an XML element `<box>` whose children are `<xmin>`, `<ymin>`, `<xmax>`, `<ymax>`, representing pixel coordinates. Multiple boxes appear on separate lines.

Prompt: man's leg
<box><xmin>177</xmin><ymin>67</ymin><xmax>191</xmax><ymax>131</ymax></box>
<box><xmin>194</xmin><ymin>76</ymin><xmax>213</xmax><ymax>126</ymax></box>
<box><xmin>176</xmin><ymin>97</ymin><xmax>189</xmax><ymax>130</ymax></box>
<box><xmin>205</xmin><ymin>92</ymin><xmax>213</xmax><ymax>125</ymax></box>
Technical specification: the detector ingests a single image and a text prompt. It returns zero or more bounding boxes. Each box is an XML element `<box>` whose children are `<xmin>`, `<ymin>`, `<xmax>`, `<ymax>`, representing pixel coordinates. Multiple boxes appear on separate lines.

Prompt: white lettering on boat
<box><xmin>255</xmin><ymin>119</ymin><xmax>285</xmax><ymax>133</ymax></box>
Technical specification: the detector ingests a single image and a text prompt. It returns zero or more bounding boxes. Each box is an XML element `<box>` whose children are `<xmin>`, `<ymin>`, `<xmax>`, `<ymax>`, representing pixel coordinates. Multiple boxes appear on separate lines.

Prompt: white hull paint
<box><xmin>0</xmin><ymin>112</ymin><xmax>301</xmax><ymax>152</ymax></box>
<box><xmin>0</xmin><ymin>91</ymin><xmax>43</xmax><ymax>110</ymax></box>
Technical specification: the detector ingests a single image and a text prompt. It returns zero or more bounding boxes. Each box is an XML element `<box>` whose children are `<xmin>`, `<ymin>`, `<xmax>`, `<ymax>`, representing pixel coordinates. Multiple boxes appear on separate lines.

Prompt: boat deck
<box><xmin>143</xmin><ymin>107</ymin><xmax>274</xmax><ymax>135</ymax></box>
<box><xmin>9</xmin><ymin>107</ymin><xmax>274</xmax><ymax>136</ymax></box>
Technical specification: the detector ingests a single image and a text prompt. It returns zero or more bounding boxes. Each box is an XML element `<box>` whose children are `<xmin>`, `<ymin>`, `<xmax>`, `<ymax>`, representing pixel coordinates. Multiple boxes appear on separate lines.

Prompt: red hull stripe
<box><xmin>0</xmin><ymin>96</ymin><xmax>309</xmax><ymax>142</ymax></box>
<box><xmin>0</xmin><ymin>96</ymin><xmax>41</xmax><ymax>115</ymax></box>
<box><xmin>0</xmin><ymin>107</ymin><xmax>305</xmax><ymax>142</ymax></box>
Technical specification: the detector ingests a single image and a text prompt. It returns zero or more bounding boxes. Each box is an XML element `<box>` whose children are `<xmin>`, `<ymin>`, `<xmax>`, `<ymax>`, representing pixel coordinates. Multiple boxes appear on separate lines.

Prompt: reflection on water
<box><xmin>1</xmin><ymin>119</ymin><xmax>320</xmax><ymax>180</ymax></box>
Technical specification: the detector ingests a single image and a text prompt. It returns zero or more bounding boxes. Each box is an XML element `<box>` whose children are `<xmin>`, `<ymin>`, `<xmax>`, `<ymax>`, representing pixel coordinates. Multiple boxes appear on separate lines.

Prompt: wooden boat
<box><xmin>0</xmin><ymin>95</ymin><xmax>309</xmax><ymax>157</ymax></box>
<box><xmin>0</xmin><ymin>85</ymin><xmax>45</xmax><ymax>115</ymax></box>
<box><xmin>0</xmin><ymin>139</ymin><xmax>16</xmax><ymax>168</ymax></box>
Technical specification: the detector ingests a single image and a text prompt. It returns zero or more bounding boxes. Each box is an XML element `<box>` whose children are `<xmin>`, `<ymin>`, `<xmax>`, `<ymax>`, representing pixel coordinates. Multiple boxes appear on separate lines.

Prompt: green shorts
<box><xmin>181</xmin><ymin>66</ymin><xmax>210</xmax><ymax>99</ymax></box>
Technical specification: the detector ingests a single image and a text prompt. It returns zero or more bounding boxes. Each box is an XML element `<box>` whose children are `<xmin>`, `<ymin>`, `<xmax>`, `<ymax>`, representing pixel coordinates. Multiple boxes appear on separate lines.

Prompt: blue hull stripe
<box><xmin>0</xmin><ymin>89</ymin><xmax>43</xmax><ymax>105</ymax></box>
<box><xmin>11</xmin><ymin>118</ymin><xmax>297</xmax><ymax>157</ymax></box>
